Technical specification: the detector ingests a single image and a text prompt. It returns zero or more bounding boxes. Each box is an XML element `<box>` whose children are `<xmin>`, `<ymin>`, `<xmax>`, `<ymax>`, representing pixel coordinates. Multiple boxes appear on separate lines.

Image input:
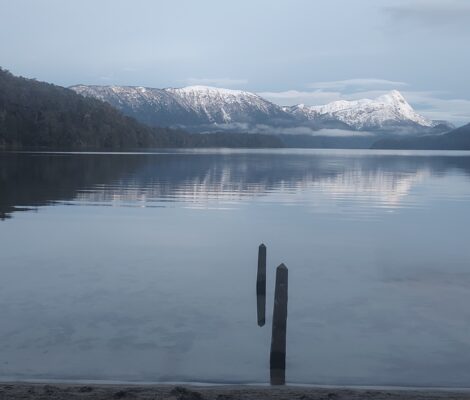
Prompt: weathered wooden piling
<box><xmin>256</xmin><ymin>293</ymin><xmax>266</xmax><ymax>327</ymax></box>
<box><xmin>256</xmin><ymin>243</ymin><xmax>266</xmax><ymax>326</ymax></box>
<box><xmin>270</xmin><ymin>263</ymin><xmax>288</xmax><ymax>385</ymax></box>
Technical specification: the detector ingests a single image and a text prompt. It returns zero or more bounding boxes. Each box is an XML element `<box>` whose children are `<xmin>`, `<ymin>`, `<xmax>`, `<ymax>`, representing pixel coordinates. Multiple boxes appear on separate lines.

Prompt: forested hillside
<box><xmin>0</xmin><ymin>68</ymin><xmax>283</xmax><ymax>149</ymax></box>
<box><xmin>371</xmin><ymin>123</ymin><xmax>470</xmax><ymax>150</ymax></box>
<box><xmin>0</xmin><ymin>68</ymin><xmax>174</xmax><ymax>148</ymax></box>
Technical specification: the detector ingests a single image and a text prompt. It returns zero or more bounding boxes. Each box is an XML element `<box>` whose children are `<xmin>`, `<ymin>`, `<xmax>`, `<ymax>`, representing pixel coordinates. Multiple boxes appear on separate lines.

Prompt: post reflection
<box><xmin>256</xmin><ymin>243</ymin><xmax>266</xmax><ymax>327</ymax></box>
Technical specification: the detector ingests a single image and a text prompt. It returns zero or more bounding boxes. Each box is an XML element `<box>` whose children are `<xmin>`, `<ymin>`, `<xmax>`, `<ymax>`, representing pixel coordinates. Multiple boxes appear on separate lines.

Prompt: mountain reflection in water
<box><xmin>2</xmin><ymin>149</ymin><xmax>470</xmax><ymax>386</ymax></box>
<box><xmin>2</xmin><ymin>150</ymin><xmax>470</xmax><ymax>219</ymax></box>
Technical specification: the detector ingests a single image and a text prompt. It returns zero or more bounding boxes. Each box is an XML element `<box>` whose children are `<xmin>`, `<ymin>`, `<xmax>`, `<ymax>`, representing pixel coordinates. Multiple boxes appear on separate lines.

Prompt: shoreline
<box><xmin>2</xmin><ymin>382</ymin><xmax>470</xmax><ymax>400</ymax></box>
<box><xmin>4</xmin><ymin>379</ymin><xmax>470</xmax><ymax>392</ymax></box>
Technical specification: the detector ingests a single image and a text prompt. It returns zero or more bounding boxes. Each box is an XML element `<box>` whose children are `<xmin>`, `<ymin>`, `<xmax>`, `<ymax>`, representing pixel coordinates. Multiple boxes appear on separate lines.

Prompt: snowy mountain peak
<box><xmin>292</xmin><ymin>90</ymin><xmax>436</xmax><ymax>130</ymax></box>
<box><xmin>168</xmin><ymin>85</ymin><xmax>254</xmax><ymax>97</ymax></box>
<box><xmin>71</xmin><ymin>83</ymin><xmax>285</xmax><ymax>128</ymax></box>
<box><xmin>70</xmin><ymin>84</ymin><xmax>451</xmax><ymax>134</ymax></box>
<box><xmin>377</xmin><ymin>89</ymin><xmax>407</xmax><ymax>104</ymax></box>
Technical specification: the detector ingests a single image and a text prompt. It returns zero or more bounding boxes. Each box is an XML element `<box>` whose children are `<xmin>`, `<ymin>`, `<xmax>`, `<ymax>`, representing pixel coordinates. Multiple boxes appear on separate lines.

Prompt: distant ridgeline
<box><xmin>0</xmin><ymin>68</ymin><xmax>282</xmax><ymax>149</ymax></box>
<box><xmin>1</xmin><ymin>67</ymin><xmax>469</xmax><ymax>150</ymax></box>
<box><xmin>69</xmin><ymin>82</ymin><xmax>470</xmax><ymax>150</ymax></box>
<box><xmin>371</xmin><ymin>123</ymin><xmax>470</xmax><ymax>150</ymax></box>
<box><xmin>70</xmin><ymin>84</ymin><xmax>453</xmax><ymax>135</ymax></box>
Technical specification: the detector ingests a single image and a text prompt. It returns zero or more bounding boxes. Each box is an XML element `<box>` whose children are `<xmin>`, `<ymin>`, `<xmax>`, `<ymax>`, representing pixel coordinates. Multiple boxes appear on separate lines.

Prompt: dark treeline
<box><xmin>0</xmin><ymin>68</ymin><xmax>283</xmax><ymax>149</ymax></box>
<box><xmin>371</xmin><ymin>123</ymin><xmax>470</xmax><ymax>150</ymax></box>
<box><xmin>0</xmin><ymin>68</ymin><xmax>168</xmax><ymax>148</ymax></box>
<box><xmin>278</xmin><ymin>133</ymin><xmax>376</xmax><ymax>149</ymax></box>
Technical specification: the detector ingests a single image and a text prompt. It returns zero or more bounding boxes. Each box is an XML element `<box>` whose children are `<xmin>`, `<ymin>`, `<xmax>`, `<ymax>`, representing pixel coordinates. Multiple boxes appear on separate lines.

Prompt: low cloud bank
<box><xmin>197</xmin><ymin>122</ymin><xmax>374</xmax><ymax>137</ymax></box>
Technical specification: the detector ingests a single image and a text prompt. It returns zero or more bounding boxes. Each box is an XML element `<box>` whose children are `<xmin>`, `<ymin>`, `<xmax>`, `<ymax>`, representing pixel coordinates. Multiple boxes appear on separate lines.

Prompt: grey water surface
<box><xmin>1</xmin><ymin>149</ymin><xmax>470</xmax><ymax>387</ymax></box>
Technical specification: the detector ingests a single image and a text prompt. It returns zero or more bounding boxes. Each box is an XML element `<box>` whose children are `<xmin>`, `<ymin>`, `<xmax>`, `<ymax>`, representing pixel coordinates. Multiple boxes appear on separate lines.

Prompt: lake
<box><xmin>1</xmin><ymin>149</ymin><xmax>470</xmax><ymax>387</ymax></box>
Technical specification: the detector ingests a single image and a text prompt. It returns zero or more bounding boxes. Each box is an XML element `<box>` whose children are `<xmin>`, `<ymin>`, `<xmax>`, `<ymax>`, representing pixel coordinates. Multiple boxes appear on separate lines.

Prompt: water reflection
<box><xmin>2</xmin><ymin>150</ymin><xmax>470</xmax><ymax>386</ymax></box>
<box><xmin>0</xmin><ymin>153</ymin><xmax>146</xmax><ymax>219</ymax></box>
<box><xmin>2</xmin><ymin>150</ymin><xmax>470</xmax><ymax>219</ymax></box>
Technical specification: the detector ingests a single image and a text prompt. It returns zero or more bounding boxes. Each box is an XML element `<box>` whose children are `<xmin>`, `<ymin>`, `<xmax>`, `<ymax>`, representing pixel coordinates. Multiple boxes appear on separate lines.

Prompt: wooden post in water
<box><xmin>256</xmin><ymin>244</ymin><xmax>267</xmax><ymax>326</ymax></box>
<box><xmin>270</xmin><ymin>263</ymin><xmax>288</xmax><ymax>385</ymax></box>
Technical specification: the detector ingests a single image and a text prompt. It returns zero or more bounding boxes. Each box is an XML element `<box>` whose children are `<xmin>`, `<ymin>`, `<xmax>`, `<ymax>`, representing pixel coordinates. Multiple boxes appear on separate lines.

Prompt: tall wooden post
<box><xmin>256</xmin><ymin>244</ymin><xmax>266</xmax><ymax>326</ymax></box>
<box><xmin>270</xmin><ymin>263</ymin><xmax>288</xmax><ymax>385</ymax></box>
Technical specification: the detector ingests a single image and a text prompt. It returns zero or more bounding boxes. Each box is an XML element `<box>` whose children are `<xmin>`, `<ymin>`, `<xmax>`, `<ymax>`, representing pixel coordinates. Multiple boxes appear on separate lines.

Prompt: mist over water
<box><xmin>1</xmin><ymin>149</ymin><xmax>470</xmax><ymax>386</ymax></box>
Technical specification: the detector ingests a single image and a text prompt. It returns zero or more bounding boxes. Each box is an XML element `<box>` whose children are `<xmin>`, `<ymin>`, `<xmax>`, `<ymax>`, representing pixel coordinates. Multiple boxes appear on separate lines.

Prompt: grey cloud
<box><xmin>400</xmin><ymin>92</ymin><xmax>470</xmax><ymax>125</ymax></box>
<box><xmin>201</xmin><ymin>123</ymin><xmax>373</xmax><ymax>137</ymax></box>
<box><xmin>1</xmin><ymin>0</ymin><xmax>469</xmax><ymax>117</ymax></box>
<box><xmin>384</xmin><ymin>0</ymin><xmax>470</xmax><ymax>28</ymax></box>
<box><xmin>185</xmin><ymin>78</ymin><xmax>248</xmax><ymax>88</ymax></box>
<box><xmin>310</xmin><ymin>129</ymin><xmax>374</xmax><ymax>137</ymax></box>
<box><xmin>308</xmin><ymin>78</ymin><xmax>407</xmax><ymax>91</ymax></box>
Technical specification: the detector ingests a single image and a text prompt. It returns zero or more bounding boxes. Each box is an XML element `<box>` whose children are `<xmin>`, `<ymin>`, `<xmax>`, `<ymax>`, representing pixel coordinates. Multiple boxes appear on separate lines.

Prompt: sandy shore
<box><xmin>1</xmin><ymin>383</ymin><xmax>470</xmax><ymax>400</ymax></box>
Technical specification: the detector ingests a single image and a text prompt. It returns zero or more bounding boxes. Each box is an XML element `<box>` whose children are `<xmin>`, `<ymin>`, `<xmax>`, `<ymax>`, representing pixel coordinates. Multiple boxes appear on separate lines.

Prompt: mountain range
<box><xmin>0</xmin><ymin>68</ymin><xmax>282</xmax><ymax>149</ymax></box>
<box><xmin>70</xmin><ymin>84</ymin><xmax>453</xmax><ymax>135</ymax></box>
<box><xmin>1</xmin><ymin>67</ymin><xmax>468</xmax><ymax>150</ymax></box>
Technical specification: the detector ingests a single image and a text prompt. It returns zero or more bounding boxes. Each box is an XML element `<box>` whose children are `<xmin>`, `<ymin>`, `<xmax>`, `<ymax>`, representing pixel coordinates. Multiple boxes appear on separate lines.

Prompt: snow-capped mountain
<box><xmin>70</xmin><ymin>85</ymin><xmax>451</xmax><ymax>134</ymax></box>
<box><xmin>70</xmin><ymin>84</ymin><xmax>290</xmax><ymax>130</ymax></box>
<box><xmin>285</xmin><ymin>90</ymin><xmax>443</xmax><ymax>131</ymax></box>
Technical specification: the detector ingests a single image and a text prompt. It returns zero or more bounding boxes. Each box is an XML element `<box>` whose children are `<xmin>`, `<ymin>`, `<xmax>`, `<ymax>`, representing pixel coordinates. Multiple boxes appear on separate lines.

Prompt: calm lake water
<box><xmin>2</xmin><ymin>149</ymin><xmax>470</xmax><ymax>387</ymax></box>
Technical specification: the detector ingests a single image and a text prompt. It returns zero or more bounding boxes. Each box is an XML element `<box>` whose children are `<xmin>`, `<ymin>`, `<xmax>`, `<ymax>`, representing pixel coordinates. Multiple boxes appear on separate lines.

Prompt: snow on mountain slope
<box><xmin>71</xmin><ymin>85</ymin><xmax>449</xmax><ymax>134</ymax></box>
<box><xmin>71</xmin><ymin>84</ymin><xmax>288</xmax><ymax>129</ymax></box>
<box><xmin>286</xmin><ymin>90</ymin><xmax>437</xmax><ymax>130</ymax></box>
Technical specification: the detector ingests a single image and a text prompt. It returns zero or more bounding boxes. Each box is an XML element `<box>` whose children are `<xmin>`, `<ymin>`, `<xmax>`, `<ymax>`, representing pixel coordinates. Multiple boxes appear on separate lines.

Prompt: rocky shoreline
<box><xmin>1</xmin><ymin>383</ymin><xmax>470</xmax><ymax>400</ymax></box>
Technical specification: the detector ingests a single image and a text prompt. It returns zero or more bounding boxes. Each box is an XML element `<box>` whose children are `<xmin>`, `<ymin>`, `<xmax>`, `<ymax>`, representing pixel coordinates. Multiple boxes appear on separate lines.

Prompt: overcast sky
<box><xmin>1</xmin><ymin>0</ymin><xmax>470</xmax><ymax>125</ymax></box>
